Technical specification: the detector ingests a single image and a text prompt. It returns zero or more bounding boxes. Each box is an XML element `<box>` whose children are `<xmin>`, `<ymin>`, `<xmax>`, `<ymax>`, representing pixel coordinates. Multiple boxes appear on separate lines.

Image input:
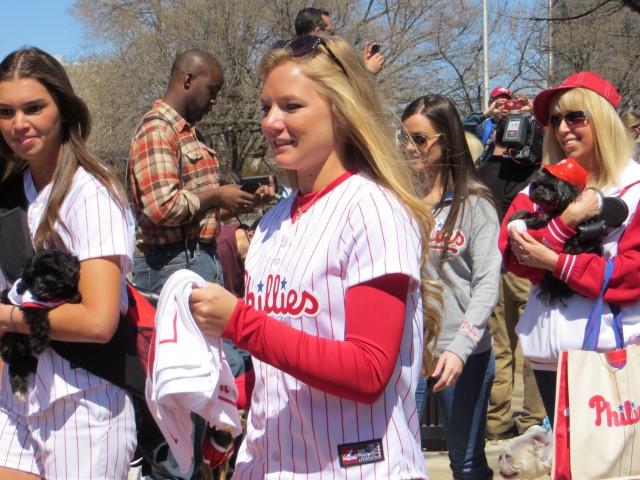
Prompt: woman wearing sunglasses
<box><xmin>501</xmin><ymin>72</ymin><xmax>640</xmax><ymax>425</ymax></box>
<box><xmin>189</xmin><ymin>34</ymin><xmax>440</xmax><ymax>479</ymax></box>
<box><xmin>401</xmin><ymin>94</ymin><xmax>501</xmax><ymax>480</ymax></box>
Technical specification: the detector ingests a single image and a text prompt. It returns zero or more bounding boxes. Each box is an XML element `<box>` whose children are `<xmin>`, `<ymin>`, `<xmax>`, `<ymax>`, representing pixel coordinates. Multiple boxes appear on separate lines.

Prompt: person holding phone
<box><xmin>189</xmin><ymin>34</ymin><xmax>440</xmax><ymax>478</ymax></box>
<box><xmin>128</xmin><ymin>49</ymin><xmax>275</xmax><ymax>479</ymax></box>
<box><xmin>462</xmin><ymin>87</ymin><xmax>532</xmax><ymax>164</ymax></box>
<box><xmin>294</xmin><ymin>7</ymin><xmax>384</xmax><ymax>74</ymax></box>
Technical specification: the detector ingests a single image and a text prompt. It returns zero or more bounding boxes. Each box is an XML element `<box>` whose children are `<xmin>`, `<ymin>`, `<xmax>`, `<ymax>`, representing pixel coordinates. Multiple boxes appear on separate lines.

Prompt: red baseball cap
<box><xmin>543</xmin><ymin>158</ymin><xmax>588</xmax><ymax>192</ymax></box>
<box><xmin>490</xmin><ymin>87</ymin><xmax>512</xmax><ymax>99</ymax></box>
<box><xmin>533</xmin><ymin>72</ymin><xmax>621</xmax><ymax>127</ymax></box>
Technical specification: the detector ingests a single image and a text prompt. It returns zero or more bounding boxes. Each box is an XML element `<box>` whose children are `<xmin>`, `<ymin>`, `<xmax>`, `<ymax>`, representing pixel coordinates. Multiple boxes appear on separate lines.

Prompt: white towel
<box><xmin>145</xmin><ymin>269</ymin><xmax>242</xmax><ymax>474</ymax></box>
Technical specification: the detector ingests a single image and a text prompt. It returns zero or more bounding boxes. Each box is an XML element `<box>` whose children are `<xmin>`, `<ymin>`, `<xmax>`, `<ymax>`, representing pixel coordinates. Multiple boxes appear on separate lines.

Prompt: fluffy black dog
<box><xmin>508</xmin><ymin>164</ymin><xmax>600</xmax><ymax>306</ymax></box>
<box><xmin>1</xmin><ymin>250</ymin><xmax>81</xmax><ymax>399</ymax></box>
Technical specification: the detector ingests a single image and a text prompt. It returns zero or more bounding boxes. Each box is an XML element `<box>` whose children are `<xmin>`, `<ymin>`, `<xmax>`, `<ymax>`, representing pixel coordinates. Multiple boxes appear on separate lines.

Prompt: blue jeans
<box><xmin>132</xmin><ymin>242</ymin><xmax>224</xmax><ymax>294</ymax></box>
<box><xmin>425</xmin><ymin>349</ymin><xmax>495</xmax><ymax>480</ymax></box>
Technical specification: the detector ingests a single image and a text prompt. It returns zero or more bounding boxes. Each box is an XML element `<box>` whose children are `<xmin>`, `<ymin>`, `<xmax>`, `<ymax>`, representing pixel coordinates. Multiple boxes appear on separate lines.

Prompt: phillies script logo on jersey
<box><xmin>245</xmin><ymin>273</ymin><xmax>321</xmax><ymax>318</ymax></box>
<box><xmin>430</xmin><ymin>220</ymin><xmax>466</xmax><ymax>254</ymax></box>
<box><xmin>588</xmin><ymin>395</ymin><xmax>640</xmax><ymax>427</ymax></box>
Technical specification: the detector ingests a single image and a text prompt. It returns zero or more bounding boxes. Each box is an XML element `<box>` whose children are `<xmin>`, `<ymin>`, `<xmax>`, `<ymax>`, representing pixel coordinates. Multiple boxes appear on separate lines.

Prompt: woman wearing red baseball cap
<box><xmin>497</xmin><ymin>71</ymin><xmax>640</xmax><ymax>426</ymax></box>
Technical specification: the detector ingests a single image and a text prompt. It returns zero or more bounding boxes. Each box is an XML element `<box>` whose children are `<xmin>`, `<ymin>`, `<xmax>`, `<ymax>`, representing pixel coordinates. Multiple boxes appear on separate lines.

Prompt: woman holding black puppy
<box><xmin>0</xmin><ymin>48</ymin><xmax>136</xmax><ymax>478</ymax></box>
<box><xmin>501</xmin><ymin>72</ymin><xmax>640</xmax><ymax>424</ymax></box>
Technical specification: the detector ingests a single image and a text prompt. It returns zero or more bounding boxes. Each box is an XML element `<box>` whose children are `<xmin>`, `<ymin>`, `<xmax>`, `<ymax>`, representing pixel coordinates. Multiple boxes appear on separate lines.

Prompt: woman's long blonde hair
<box><xmin>259</xmin><ymin>36</ymin><xmax>441</xmax><ymax>374</ymax></box>
<box><xmin>543</xmin><ymin>88</ymin><xmax>635</xmax><ymax>189</ymax></box>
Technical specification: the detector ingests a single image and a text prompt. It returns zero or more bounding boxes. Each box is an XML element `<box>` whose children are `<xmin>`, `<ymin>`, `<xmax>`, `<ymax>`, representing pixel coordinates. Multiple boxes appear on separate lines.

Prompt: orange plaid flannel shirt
<box><xmin>129</xmin><ymin>101</ymin><xmax>220</xmax><ymax>246</ymax></box>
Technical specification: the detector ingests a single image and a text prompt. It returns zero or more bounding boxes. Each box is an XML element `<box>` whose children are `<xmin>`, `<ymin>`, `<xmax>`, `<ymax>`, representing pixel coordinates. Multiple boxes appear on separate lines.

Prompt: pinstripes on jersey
<box><xmin>234</xmin><ymin>173</ymin><xmax>428</xmax><ymax>479</ymax></box>
<box><xmin>0</xmin><ymin>167</ymin><xmax>137</xmax><ymax>478</ymax></box>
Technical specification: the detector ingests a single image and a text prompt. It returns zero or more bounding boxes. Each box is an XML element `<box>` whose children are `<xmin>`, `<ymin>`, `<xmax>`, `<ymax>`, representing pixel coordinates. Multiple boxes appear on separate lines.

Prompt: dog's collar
<box><xmin>7</xmin><ymin>281</ymin><xmax>66</xmax><ymax>310</ymax></box>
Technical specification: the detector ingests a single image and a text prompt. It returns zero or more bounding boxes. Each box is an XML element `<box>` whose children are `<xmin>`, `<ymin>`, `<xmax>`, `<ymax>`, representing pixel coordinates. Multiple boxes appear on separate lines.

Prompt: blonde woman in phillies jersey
<box><xmin>0</xmin><ymin>48</ymin><xmax>136</xmax><ymax>479</ymax></box>
<box><xmin>190</xmin><ymin>35</ymin><xmax>441</xmax><ymax>479</ymax></box>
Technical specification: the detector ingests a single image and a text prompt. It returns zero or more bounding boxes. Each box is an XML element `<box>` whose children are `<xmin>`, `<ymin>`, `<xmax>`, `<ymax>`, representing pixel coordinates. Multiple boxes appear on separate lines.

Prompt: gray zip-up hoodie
<box><xmin>427</xmin><ymin>194</ymin><xmax>501</xmax><ymax>363</ymax></box>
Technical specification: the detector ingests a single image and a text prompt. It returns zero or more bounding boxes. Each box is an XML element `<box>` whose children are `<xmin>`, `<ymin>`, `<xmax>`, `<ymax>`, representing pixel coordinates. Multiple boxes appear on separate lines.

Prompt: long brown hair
<box><xmin>401</xmin><ymin>94</ymin><xmax>499</xmax><ymax>262</ymax></box>
<box><xmin>0</xmin><ymin>48</ymin><xmax>127</xmax><ymax>250</ymax></box>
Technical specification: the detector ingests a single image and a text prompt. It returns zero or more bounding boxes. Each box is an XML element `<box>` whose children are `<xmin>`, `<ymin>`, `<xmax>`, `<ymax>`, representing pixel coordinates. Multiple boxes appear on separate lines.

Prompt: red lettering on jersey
<box><xmin>245</xmin><ymin>272</ymin><xmax>321</xmax><ymax>318</ymax></box>
<box><xmin>430</xmin><ymin>222</ymin><xmax>466</xmax><ymax>254</ymax></box>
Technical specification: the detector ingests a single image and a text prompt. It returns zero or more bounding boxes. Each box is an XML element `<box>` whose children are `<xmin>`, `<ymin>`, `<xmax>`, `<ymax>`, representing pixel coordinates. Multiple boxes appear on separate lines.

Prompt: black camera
<box><xmin>501</xmin><ymin>113</ymin><xmax>544</xmax><ymax>166</ymax></box>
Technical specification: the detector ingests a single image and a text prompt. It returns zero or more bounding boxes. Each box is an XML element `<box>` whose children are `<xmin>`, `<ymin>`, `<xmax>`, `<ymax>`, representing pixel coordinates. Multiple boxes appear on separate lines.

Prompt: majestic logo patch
<box><xmin>245</xmin><ymin>273</ymin><xmax>320</xmax><ymax>318</ymax></box>
<box><xmin>338</xmin><ymin>439</ymin><xmax>384</xmax><ymax>468</ymax></box>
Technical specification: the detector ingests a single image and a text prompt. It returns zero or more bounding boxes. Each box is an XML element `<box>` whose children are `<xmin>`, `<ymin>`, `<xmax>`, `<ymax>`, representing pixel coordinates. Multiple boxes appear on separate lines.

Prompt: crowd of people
<box><xmin>0</xmin><ymin>6</ymin><xmax>639</xmax><ymax>480</ymax></box>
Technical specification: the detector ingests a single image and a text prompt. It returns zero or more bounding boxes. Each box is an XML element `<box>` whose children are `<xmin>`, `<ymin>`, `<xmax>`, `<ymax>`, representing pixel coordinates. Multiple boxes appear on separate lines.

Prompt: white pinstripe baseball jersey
<box><xmin>233</xmin><ymin>172</ymin><xmax>428</xmax><ymax>479</ymax></box>
<box><xmin>1</xmin><ymin>167</ymin><xmax>135</xmax><ymax>415</ymax></box>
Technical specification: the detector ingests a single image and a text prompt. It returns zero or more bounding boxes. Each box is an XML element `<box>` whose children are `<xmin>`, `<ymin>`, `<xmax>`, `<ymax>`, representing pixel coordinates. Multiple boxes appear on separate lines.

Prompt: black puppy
<box><xmin>508</xmin><ymin>159</ymin><xmax>598</xmax><ymax>306</ymax></box>
<box><xmin>1</xmin><ymin>250</ymin><xmax>81</xmax><ymax>399</ymax></box>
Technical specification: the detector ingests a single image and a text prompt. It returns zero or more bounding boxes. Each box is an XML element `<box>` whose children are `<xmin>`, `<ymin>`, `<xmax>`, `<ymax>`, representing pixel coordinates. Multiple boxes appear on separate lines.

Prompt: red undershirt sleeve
<box><xmin>222</xmin><ymin>273</ymin><xmax>410</xmax><ymax>404</ymax></box>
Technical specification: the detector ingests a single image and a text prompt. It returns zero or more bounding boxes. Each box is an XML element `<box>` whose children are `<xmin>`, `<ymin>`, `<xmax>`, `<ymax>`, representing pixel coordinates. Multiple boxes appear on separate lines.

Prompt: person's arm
<box><xmin>432</xmin><ymin>198</ymin><xmax>501</xmax><ymax>392</ymax></box>
<box><xmin>1</xmin><ymin>257</ymin><xmax>122</xmax><ymax>342</ymax></box>
<box><xmin>461</xmin><ymin>112</ymin><xmax>489</xmax><ymax>138</ymax></box>
<box><xmin>130</xmin><ymin>123</ymin><xmax>263</xmax><ymax>225</ymax></box>
<box><xmin>502</xmin><ymin>187</ymin><xmax>603</xmax><ymax>277</ymax></box>
<box><xmin>500</xmin><ymin>192</ymin><xmax>547</xmax><ymax>283</ymax></box>
<box><xmin>190</xmin><ymin>274</ymin><xmax>410</xmax><ymax>404</ymax></box>
<box><xmin>444</xmin><ymin>200</ymin><xmax>501</xmax><ymax>359</ymax></box>
<box><xmin>130</xmin><ymin>123</ymin><xmax>200</xmax><ymax>227</ymax></box>
<box><xmin>556</xmin><ymin>207</ymin><xmax>640</xmax><ymax>305</ymax></box>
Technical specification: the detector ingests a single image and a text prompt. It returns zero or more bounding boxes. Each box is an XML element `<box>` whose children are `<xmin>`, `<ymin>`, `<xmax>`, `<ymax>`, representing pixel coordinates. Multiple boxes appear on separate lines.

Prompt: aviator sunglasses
<box><xmin>549</xmin><ymin>110</ymin><xmax>590</xmax><ymax>129</ymax></box>
<box><xmin>399</xmin><ymin>131</ymin><xmax>442</xmax><ymax>147</ymax></box>
<box><xmin>270</xmin><ymin>34</ymin><xmax>348</xmax><ymax>78</ymax></box>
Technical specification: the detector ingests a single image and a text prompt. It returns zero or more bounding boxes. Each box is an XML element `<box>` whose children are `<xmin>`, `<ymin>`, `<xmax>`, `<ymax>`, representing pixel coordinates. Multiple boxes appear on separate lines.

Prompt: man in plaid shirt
<box><xmin>129</xmin><ymin>49</ymin><xmax>267</xmax><ymax>295</ymax></box>
<box><xmin>128</xmin><ymin>49</ymin><xmax>273</xmax><ymax>479</ymax></box>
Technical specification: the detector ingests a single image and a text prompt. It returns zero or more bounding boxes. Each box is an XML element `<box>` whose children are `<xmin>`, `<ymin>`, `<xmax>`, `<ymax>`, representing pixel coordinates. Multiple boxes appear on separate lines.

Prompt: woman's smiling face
<box><xmin>0</xmin><ymin>77</ymin><xmax>63</xmax><ymax>165</ymax></box>
<box><xmin>260</xmin><ymin>60</ymin><xmax>341</xmax><ymax>182</ymax></box>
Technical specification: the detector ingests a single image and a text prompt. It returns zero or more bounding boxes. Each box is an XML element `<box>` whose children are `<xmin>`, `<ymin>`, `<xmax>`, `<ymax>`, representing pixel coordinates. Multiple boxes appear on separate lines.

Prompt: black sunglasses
<box><xmin>549</xmin><ymin>110</ymin><xmax>590</xmax><ymax>129</ymax></box>
<box><xmin>399</xmin><ymin>131</ymin><xmax>442</xmax><ymax>147</ymax></box>
<box><xmin>270</xmin><ymin>34</ymin><xmax>348</xmax><ymax>78</ymax></box>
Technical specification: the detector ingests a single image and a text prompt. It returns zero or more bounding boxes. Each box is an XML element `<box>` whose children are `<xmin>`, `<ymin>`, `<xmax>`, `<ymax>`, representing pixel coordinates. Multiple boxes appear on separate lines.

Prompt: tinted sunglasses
<box><xmin>270</xmin><ymin>34</ymin><xmax>348</xmax><ymax>78</ymax></box>
<box><xmin>549</xmin><ymin>110</ymin><xmax>590</xmax><ymax>129</ymax></box>
<box><xmin>399</xmin><ymin>131</ymin><xmax>442</xmax><ymax>147</ymax></box>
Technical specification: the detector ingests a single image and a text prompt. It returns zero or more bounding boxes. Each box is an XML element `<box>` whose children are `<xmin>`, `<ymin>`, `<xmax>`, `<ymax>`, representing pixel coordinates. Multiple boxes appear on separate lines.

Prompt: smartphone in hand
<box><xmin>239</xmin><ymin>176</ymin><xmax>274</xmax><ymax>194</ymax></box>
<box><xmin>370</xmin><ymin>43</ymin><xmax>381</xmax><ymax>55</ymax></box>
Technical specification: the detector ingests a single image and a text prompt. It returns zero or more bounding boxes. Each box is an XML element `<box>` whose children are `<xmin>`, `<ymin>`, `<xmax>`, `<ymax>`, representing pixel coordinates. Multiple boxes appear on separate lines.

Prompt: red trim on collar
<box><xmin>291</xmin><ymin>170</ymin><xmax>355</xmax><ymax>222</ymax></box>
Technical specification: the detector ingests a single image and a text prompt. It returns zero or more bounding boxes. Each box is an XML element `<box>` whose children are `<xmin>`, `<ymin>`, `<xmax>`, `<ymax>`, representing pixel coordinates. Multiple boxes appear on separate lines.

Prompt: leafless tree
<box><xmin>68</xmin><ymin>0</ymin><xmax>637</xmax><ymax>184</ymax></box>
<box><xmin>531</xmin><ymin>0</ymin><xmax>640</xmax><ymax>110</ymax></box>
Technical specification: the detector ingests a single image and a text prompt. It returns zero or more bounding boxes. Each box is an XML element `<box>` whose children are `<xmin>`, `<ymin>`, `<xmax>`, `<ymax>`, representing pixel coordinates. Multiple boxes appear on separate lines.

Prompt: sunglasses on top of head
<box><xmin>549</xmin><ymin>110</ymin><xmax>591</xmax><ymax>129</ymax></box>
<box><xmin>399</xmin><ymin>131</ymin><xmax>442</xmax><ymax>147</ymax></box>
<box><xmin>270</xmin><ymin>34</ymin><xmax>348</xmax><ymax>78</ymax></box>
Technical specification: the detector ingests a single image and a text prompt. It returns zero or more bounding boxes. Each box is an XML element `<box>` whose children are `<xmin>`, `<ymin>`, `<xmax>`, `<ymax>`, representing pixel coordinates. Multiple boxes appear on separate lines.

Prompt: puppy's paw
<box><xmin>507</xmin><ymin>219</ymin><xmax>527</xmax><ymax>236</ymax></box>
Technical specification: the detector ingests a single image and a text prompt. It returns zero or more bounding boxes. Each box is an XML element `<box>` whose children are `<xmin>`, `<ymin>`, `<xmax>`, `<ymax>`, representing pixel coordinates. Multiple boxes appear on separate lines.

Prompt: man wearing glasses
<box><xmin>294</xmin><ymin>7</ymin><xmax>384</xmax><ymax>74</ymax></box>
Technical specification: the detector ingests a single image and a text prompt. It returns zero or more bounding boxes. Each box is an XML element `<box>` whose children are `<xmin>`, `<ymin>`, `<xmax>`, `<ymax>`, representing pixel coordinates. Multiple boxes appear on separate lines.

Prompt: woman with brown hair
<box><xmin>0</xmin><ymin>47</ymin><xmax>136</xmax><ymax>479</ymax></box>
